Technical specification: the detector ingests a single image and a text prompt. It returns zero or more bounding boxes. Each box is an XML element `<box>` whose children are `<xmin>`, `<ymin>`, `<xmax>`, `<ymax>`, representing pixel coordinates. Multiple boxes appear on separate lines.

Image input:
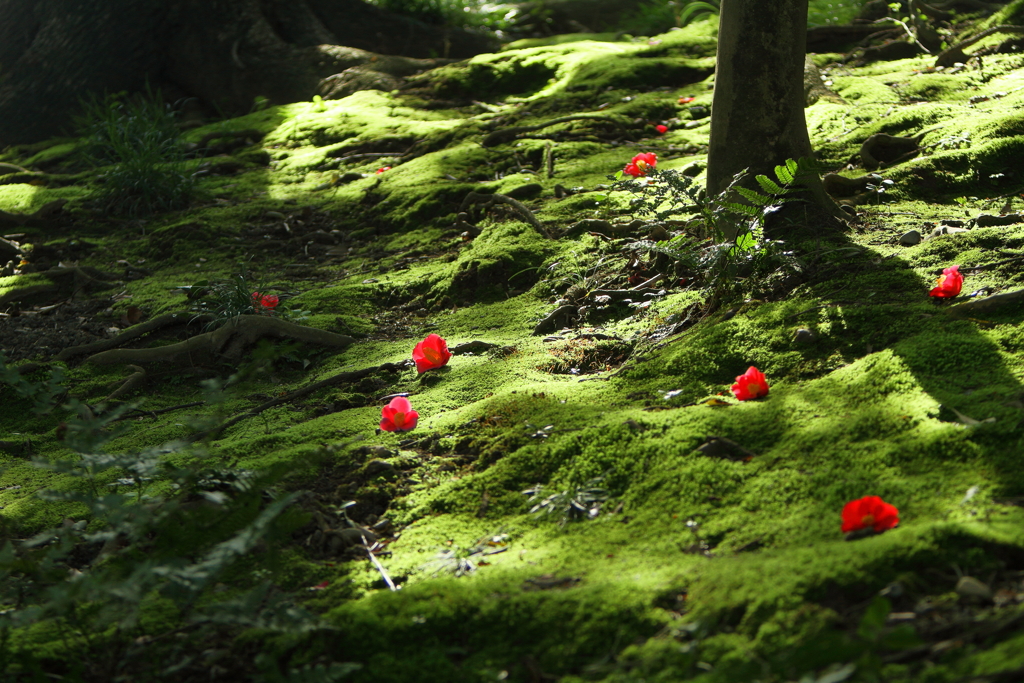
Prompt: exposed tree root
<box><xmin>460</xmin><ymin>191</ymin><xmax>548</xmax><ymax>236</ymax></box>
<box><xmin>57</xmin><ymin>312</ymin><xmax>213</xmax><ymax>362</ymax></box>
<box><xmin>805</xmin><ymin>22</ymin><xmax>899</xmax><ymax>53</ymax></box>
<box><xmin>83</xmin><ymin>315</ymin><xmax>355</xmax><ymax>367</ymax></box>
<box><xmin>210</xmin><ymin>361</ymin><xmax>407</xmax><ymax>439</ymax></box>
<box><xmin>860</xmin><ymin>133</ymin><xmax>921</xmax><ymax>171</ymax></box>
<box><xmin>482</xmin><ymin>114</ymin><xmax>625</xmax><ymax>147</ymax></box>
<box><xmin>804</xmin><ymin>56</ymin><xmax>846</xmax><ymax>106</ymax></box>
<box><xmin>102</xmin><ymin>365</ymin><xmax>146</xmax><ymax>402</ymax></box>
<box><xmin>936</xmin><ymin>25</ymin><xmax>1024</xmax><ymax>67</ymax></box>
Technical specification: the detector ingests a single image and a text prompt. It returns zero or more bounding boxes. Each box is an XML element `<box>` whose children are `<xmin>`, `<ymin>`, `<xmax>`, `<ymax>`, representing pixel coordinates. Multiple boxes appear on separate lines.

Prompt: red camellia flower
<box><xmin>412</xmin><ymin>333</ymin><xmax>452</xmax><ymax>373</ymax></box>
<box><xmin>731</xmin><ymin>366</ymin><xmax>769</xmax><ymax>401</ymax></box>
<box><xmin>251</xmin><ymin>292</ymin><xmax>279</xmax><ymax>311</ymax></box>
<box><xmin>376</xmin><ymin>166</ymin><xmax>391</xmax><ymax>174</ymax></box>
<box><xmin>841</xmin><ymin>495</ymin><xmax>899</xmax><ymax>534</ymax></box>
<box><xmin>623</xmin><ymin>152</ymin><xmax>658</xmax><ymax>178</ymax></box>
<box><xmin>655</xmin><ymin>124</ymin><xmax>668</xmax><ymax>134</ymax></box>
<box><xmin>678</xmin><ymin>96</ymin><xmax>695</xmax><ymax>104</ymax></box>
<box><xmin>380</xmin><ymin>396</ymin><xmax>419</xmax><ymax>432</ymax></box>
<box><xmin>929</xmin><ymin>265</ymin><xmax>963</xmax><ymax>298</ymax></box>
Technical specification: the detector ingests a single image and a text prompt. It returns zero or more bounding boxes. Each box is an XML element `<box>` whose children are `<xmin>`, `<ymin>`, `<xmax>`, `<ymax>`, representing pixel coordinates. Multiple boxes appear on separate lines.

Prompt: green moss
<box><xmin>4</xmin><ymin>10</ymin><xmax>1024</xmax><ymax>679</ymax></box>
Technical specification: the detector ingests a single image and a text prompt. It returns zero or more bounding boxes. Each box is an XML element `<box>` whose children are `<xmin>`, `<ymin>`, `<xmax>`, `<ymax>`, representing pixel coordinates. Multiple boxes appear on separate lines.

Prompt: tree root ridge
<box><xmin>935</xmin><ymin>25</ymin><xmax>1024</xmax><ymax>67</ymax></box>
<box><xmin>83</xmin><ymin>316</ymin><xmax>355</xmax><ymax>367</ymax></box>
<box><xmin>482</xmin><ymin>114</ymin><xmax>625</xmax><ymax>147</ymax></box>
<box><xmin>58</xmin><ymin>312</ymin><xmax>214</xmax><ymax>362</ymax></box>
<box><xmin>460</xmin><ymin>191</ymin><xmax>548</xmax><ymax>236</ymax></box>
<box><xmin>211</xmin><ymin>360</ymin><xmax>408</xmax><ymax>439</ymax></box>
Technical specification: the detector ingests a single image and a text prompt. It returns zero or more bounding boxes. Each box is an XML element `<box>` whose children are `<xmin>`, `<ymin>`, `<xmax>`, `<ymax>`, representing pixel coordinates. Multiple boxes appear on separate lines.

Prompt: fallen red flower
<box><xmin>929</xmin><ymin>264</ymin><xmax>963</xmax><ymax>298</ymax></box>
<box><xmin>655</xmin><ymin>124</ymin><xmax>668</xmax><ymax>134</ymax></box>
<box><xmin>623</xmin><ymin>152</ymin><xmax>658</xmax><ymax>178</ymax></box>
<box><xmin>380</xmin><ymin>396</ymin><xmax>419</xmax><ymax>432</ymax></box>
<box><xmin>376</xmin><ymin>166</ymin><xmax>391</xmax><ymax>174</ymax></box>
<box><xmin>731</xmin><ymin>366</ymin><xmax>769</xmax><ymax>400</ymax></box>
<box><xmin>841</xmin><ymin>495</ymin><xmax>899</xmax><ymax>534</ymax></box>
<box><xmin>412</xmin><ymin>333</ymin><xmax>452</xmax><ymax>373</ymax></box>
<box><xmin>678</xmin><ymin>96</ymin><xmax>695</xmax><ymax>104</ymax></box>
<box><xmin>251</xmin><ymin>292</ymin><xmax>279</xmax><ymax>310</ymax></box>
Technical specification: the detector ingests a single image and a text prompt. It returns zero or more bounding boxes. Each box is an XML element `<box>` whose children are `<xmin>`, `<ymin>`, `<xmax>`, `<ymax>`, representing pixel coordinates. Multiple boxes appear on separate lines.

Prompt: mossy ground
<box><xmin>3</xmin><ymin>9</ymin><xmax>1024</xmax><ymax>683</ymax></box>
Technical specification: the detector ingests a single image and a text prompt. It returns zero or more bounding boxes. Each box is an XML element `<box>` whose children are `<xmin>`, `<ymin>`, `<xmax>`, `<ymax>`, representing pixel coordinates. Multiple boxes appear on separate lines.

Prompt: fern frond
<box><xmin>755</xmin><ymin>175</ymin><xmax>787</xmax><ymax>196</ymax></box>
<box><xmin>723</xmin><ymin>201</ymin><xmax>761</xmax><ymax>217</ymax></box>
<box><xmin>736</xmin><ymin>186</ymin><xmax>773</xmax><ymax>206</ymax></box>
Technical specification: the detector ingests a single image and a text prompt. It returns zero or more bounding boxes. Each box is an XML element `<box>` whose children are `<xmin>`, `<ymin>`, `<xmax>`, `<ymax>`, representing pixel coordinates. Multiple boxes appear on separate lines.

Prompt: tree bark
<box><xmin>0</xmin><ymin>0</ymin><xmax>497</xmax><ymax>147</ymax></box>
<box><xmin>707</xmin><ymin>0</ymin><xmax>844</xmax><ymax>234</ymax></box>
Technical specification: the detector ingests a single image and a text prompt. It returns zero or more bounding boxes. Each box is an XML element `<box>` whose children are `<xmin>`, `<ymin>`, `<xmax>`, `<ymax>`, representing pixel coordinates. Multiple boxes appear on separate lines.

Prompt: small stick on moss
<box><xmin>0</xmin><ymin>163</ymin><xmax>33</xmax><ymax>175</ymax></box>
<box><xmin>363</xmin><ymin>537</ymin><xmax>398</xmax><ymax>591</ymax></box>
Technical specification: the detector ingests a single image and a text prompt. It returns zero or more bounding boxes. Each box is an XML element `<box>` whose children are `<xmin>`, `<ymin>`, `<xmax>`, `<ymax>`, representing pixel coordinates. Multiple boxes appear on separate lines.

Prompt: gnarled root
<box><xmin>84</xmin><ymin>315</ymin><xmax>355</xmax><ymax>367</ymax></box>
<box><xmin>860</xmin><ymin>133</ymin><xmax>920</xmax><ymax>171</ymax></box>
<box><xmin>58</xmin><ymin>312</ymin><xmax>211</xmax><ymax>362</ymax></box>
<box><xmin>460</xmin><ymin>191</ymin><xmax>548</xmax><ymax>236</ymax></box>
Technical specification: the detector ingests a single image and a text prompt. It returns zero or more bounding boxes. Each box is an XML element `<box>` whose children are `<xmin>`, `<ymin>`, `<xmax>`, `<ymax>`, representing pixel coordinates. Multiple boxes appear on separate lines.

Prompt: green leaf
<box><xmin>755</xmin><ymin>175</ymin><xmax>786</xmax><ymax>195</ymax></box>
<box><xmin>736</xmin><ymin>186</ymin><xmax>771</xmax><ymax>206</ymax></box>
<box><xmin>723</xmin><ymin>201</ymin><xmax>760</xmax><ymax>216</ymax></box>
<box><xmin>734</xmin><ymin>232</ymin><xmax>757</xmax><ymax>252</ymax></box>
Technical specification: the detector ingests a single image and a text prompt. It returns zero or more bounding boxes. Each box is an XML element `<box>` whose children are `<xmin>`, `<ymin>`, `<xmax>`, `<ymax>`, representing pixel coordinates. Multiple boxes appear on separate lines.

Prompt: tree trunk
<box><xmin>707</xmin><ymin>0</ymin><xmax>844</xmax><ymax>234</ymax></box>
<box><xmin>0</xmin><ymin>0</ymin><xmax>497</xmax><ymax>147</ymax></box>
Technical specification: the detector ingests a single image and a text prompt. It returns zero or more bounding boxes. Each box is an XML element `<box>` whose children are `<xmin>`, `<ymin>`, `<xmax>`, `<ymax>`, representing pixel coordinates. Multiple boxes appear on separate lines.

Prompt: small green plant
<box><xmin>612</xmin><ymin>159</ymin><xmax>809</xmax><ymax>302</ymax></box>
<box><xmin>77</xmin><ymin>88</ymin><xmax>195</xmax><ymax>216</ymax></box>
<box><xmin>180</xmin><ymin>267</ymin><xmax>308</xmax><ymax>328</ymax></box>
<box><xmin>523</xmin><ymin>474</ymin><xmax>610</xmax><ymax>526</ymax></box>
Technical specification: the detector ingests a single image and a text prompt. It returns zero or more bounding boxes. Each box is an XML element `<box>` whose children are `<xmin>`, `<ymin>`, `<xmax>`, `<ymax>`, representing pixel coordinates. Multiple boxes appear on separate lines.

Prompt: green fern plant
<box><xmin>613</xmin><ymin>158</ymin><xmax>812</xmax><ymax>301</ymax></box>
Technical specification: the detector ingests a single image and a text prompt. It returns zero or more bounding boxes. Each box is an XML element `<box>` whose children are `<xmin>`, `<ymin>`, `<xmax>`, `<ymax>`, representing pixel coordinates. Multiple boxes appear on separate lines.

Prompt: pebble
<box><xmin>899</xmin><ymin>230</ymin><xmax>922</xmax><ymax>246</ymax></box>
<box><xmin>793</xmin><ymin>328</ymin><xmax>816</xmax><ymax>343</ymax></box>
